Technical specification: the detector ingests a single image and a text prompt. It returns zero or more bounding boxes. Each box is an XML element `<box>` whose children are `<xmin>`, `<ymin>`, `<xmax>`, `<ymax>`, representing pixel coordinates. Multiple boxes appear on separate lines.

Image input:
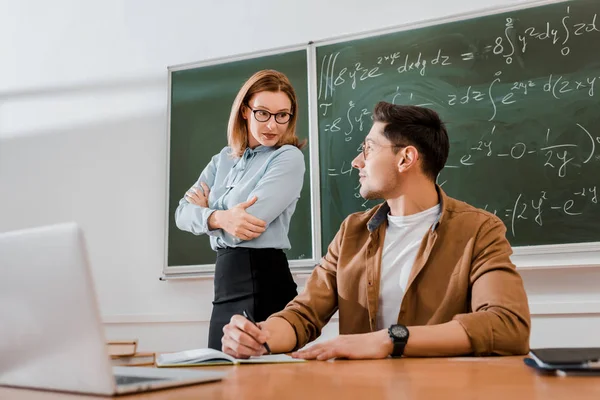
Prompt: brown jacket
<box><xmin>271</xmin><ymin>187</ymin><xmax>531</xmax><ymax>356</ymax></box>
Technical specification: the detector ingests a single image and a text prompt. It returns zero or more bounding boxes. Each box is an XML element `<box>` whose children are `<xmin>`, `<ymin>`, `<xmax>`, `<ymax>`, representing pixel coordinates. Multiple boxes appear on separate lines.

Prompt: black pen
<box><xmin>242</xmin><ymin>309</ymin><xmax>272</xmax><ymax>354</ymax></box>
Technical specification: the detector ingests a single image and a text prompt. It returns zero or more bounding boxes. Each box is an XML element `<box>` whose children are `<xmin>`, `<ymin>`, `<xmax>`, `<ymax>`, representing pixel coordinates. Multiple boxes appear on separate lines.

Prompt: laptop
<box><xmin>0</xmin><ymin>223</ymin><xmax>227</xmax><ymax>396</ymax></box>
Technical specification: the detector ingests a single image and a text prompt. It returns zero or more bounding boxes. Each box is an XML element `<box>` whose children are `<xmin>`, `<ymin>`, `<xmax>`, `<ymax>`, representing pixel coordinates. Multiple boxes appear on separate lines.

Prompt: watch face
<box><xmin>391</xmin><ymin>325</ymin><xmax>408</xmax><ymax>339</ymax></box>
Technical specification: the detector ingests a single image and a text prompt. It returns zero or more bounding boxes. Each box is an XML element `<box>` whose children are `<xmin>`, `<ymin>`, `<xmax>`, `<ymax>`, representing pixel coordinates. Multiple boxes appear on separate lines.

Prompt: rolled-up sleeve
<box><xmin>452</xmin><ymin>218</ymin><xmax>531</xmax><ymax>356</ymax></box>
<box><xmin>269</xmin><ymin>218</ymin><xmax>344</xmax><ymax>350</ymax></box>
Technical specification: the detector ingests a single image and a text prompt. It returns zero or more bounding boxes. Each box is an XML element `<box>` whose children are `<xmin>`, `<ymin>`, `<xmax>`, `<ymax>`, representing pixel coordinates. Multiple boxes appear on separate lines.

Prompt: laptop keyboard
<box><xmin>115</xmin><ymin>375</ymin><xmax>168</xmax><ymax>386</ymax></box>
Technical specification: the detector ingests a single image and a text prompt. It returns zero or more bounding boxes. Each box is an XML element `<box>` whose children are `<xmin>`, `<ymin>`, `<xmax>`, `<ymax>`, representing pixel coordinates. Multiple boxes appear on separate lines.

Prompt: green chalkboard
<box><xmin>167</xmin><ymin>49</ymin><xmax>312</xmax><ymax>267</ymax></box>
<box><xmin>317</xmin><ymin>0</ymin><xmax>600</xmax><ymax>250</ymax></box>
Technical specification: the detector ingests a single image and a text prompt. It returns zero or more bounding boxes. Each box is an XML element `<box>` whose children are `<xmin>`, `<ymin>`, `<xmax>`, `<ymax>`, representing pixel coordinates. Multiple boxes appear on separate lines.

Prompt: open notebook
<box><xmin>156</xmin><ymin>348</ymin><xmax>306</xmax><ymax>367</ymax></box>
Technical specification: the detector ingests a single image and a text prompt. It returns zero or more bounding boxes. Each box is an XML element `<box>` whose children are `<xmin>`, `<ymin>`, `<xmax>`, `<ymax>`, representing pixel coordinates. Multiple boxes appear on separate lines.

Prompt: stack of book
<box><xmin>107</xmin><ymin>339</ymin><xmax>155</xmax><ymax>367</ymax></box>
<box><xmin>525</xmin><ymin>348</ymin><xmax>600</xmax><ymax>376</ymax></box>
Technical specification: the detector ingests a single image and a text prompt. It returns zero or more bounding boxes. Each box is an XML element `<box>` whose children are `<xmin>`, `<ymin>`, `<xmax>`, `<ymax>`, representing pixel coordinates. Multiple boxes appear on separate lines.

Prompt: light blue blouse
<box><xmin>174</xmin><ymin>144</ymin><xmax>305</xmax><ymax>251</ymax></box>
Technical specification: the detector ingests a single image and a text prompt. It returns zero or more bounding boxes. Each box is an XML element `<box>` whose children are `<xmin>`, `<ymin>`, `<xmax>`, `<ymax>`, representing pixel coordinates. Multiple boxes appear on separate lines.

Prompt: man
<box><xmin>221</xmin><ymin>102</ymin><xmax>531</xmax><ymax>360</ymax></box>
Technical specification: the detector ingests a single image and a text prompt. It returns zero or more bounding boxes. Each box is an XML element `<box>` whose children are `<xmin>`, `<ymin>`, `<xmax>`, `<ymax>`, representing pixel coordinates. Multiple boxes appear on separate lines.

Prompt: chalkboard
<box><xmin>167</xmin><ymin>49</ymin><xmax>312</xmax><ymax>268</ymax></box>
<box><xmin>317</xmin><ymin>0</ymin><xmax>600</xmax><ymax>250</ymax></box>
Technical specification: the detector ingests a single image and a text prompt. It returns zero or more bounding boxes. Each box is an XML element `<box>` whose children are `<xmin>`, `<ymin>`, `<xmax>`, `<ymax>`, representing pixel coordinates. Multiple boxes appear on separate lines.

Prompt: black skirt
<box><xmin>207</xmin><ymin>247</ymin><xmax>297</xmax><ymax>350</ymax></box>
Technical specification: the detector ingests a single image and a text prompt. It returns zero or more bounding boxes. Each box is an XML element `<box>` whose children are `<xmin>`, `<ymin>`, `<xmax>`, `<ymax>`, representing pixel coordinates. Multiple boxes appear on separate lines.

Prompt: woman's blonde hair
<box><xmin>227</xmin><ymin>69</ymin><xmax>306</xmax><ymax>158</ymax></box>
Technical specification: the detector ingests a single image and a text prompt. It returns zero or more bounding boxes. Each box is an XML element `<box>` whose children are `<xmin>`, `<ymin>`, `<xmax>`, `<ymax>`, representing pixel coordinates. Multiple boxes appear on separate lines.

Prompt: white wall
<box><xmin>2</xmin><ymin>0</ymin><xmax>599</xmax><ymax>353</ymax></box>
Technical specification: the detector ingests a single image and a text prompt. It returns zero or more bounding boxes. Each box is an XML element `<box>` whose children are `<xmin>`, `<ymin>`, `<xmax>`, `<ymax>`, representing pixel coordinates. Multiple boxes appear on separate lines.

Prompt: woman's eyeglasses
<box><xmin>248</xmin><ymin>107</ymin><xmax>292</xmax><ymax>124</ymax></box>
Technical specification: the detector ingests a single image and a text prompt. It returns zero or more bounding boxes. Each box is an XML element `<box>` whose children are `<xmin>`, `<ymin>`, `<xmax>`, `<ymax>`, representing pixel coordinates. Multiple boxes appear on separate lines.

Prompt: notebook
<box><xmin>157</xmin><ymin>348</ymin><xmax>307</xmax><ymax>367</ymax></box>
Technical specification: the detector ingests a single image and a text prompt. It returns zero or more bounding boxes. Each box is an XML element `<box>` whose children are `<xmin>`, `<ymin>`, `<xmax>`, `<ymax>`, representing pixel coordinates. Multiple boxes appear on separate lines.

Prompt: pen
<box><xmin>242</xmin><ymin>309</ymin><xmax>272</xmax><ymax>354</ymax></box>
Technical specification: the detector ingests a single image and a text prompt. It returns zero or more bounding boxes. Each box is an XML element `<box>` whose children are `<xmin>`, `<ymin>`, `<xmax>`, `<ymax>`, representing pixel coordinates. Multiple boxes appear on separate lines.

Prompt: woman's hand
<box><xmin>209</xmin><ymin>197</ymin><xmax>267</xmax><ymax>240</ymax></box>
<box><xmin>185</xmin><ymin>182</ymin><xmax>210</xmax><ymax>208</ymax></box>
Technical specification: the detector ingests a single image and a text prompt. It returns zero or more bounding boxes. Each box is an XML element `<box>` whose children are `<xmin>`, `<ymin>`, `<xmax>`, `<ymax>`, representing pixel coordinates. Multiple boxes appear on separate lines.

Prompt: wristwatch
<box><xmin>388</xmin><ymin>324</ymin><xmax>410</xmax><ymax>357</ymax></box>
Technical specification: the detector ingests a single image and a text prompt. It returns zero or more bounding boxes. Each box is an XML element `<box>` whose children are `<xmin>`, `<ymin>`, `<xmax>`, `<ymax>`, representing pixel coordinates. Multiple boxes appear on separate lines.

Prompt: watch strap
<box><xmin>388</xmin><ymin>324</ymin><xmax>409</xmax><ymax>358</ymax></box>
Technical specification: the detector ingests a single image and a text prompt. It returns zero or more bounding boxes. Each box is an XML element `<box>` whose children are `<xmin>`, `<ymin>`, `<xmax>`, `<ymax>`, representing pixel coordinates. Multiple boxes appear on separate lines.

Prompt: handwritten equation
<box><xmin>452</xmin><ymin>123</ymin><xmax>600</xmax><ymax>179</ymax></box>
<box><xmin>318</xmin><ymin>6</ymin><xmax>600</xmax><ymax>123</ymax></box>
<box><xmin>491</xmin><ymin>187</ymin><xmax>597</xmax><ymax>238</ymax></box>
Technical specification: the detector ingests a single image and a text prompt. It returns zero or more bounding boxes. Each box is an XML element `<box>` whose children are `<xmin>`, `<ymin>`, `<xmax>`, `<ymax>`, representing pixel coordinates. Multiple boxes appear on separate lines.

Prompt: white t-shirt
<box><xmin>376</xmin><ymin>204</ymin><xmax>441</xmax><ymax>330</ymax></box>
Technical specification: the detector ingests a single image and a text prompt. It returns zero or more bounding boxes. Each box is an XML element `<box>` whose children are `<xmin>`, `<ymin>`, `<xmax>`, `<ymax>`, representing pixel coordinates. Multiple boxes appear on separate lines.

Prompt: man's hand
<box><xmin>291</xmin><ymin>330</ymin><xmax>393</xmax><ymax>361</ymax></box>
<box><xmin>222</xmin><ymin>314</ymin><xmax>270</xmax><ymax>359</ymax></box>
<box><xmin>185</xmin><ymin>182</ymin><xmax>211</xmax><ymax>208</ymax></box>
<box><xmin>213</xmin><ymin>197</ymin><xmax>267</xmax><ymax>240</ymax></box>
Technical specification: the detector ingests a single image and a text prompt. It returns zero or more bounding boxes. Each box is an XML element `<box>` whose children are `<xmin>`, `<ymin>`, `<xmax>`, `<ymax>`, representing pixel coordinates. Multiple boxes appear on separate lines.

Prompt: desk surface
<box><xmin>2</xmin><ymin>356</ymin><xmax>600</xmax><ymax>399</ymax></box>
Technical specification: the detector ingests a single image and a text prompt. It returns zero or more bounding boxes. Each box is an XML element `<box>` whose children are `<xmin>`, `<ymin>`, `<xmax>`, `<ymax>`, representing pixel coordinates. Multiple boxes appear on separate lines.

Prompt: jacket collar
<box><xmin>367</xmin><ymin>185</ymin><xmax>447</xmax><ymax>233</ymax></box>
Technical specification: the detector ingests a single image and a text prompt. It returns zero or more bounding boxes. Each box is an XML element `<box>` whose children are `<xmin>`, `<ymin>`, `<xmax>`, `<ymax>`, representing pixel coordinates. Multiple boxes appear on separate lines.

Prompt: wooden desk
<box><xmin>2</xmin><ymin>357</ymin><xmax>599</xmax><ymax>399</ymax></box>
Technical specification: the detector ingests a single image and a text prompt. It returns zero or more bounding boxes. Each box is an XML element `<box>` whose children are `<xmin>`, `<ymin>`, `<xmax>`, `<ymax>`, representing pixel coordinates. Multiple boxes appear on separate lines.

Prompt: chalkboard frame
<box><xmin>163</xmin><ymin>0</ymin><xmax>600</xmax><ymax>279</ymax></box>
<box><xmin>163</xmin><ymin>44</ymin><xmax>322</xmax><ymax>278</ymax></box>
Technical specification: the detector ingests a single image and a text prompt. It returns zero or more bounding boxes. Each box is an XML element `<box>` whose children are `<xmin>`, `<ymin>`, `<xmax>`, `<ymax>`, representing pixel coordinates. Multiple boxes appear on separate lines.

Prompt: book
<box><xmin>110</xmin><ymin>352</ymin><xmax>156</xmax><ymax>367</ymax></box>
<box><xmin>525</xmin><ymin>348</ymin><xmax>600</xmax><ymax>377</ymax></box>
<box><xmin>528</xmin><ymin>348</ymin><xmax>600</xmax><ymax>369</ymax></box>
<box><xmin>556</xmin><ymin>368</ymin><xmax>600</xmax><ymax>377</ymax></box>
<box><xmin>156</xmin><ymin>348</ymin><xmax>306</xmax><ymax>367</ymax></box>
<box><xmin>107</xmin><ymin>340</ymin><xmax>138</xmax><ymax>358</ymax></box>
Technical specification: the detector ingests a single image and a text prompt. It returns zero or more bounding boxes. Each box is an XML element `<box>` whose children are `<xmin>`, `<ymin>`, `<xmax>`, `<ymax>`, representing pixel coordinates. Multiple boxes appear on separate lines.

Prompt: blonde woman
<box><xmin>175</xmin><ymin>70</ymin><xmax>305</xmax><ymax>349</ymax></box>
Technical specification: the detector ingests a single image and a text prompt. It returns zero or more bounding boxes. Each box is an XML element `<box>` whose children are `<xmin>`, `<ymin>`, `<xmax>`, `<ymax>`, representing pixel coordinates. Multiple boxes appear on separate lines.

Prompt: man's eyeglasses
<box><xmin>359</xmin><ymin>140</ymin><xmax>404</xmax><ymax>159</ymax></box>
<box><xmin>248</xmin><ymin>107</ymin><xmax>292</xmax><ymax>124</ymax></box>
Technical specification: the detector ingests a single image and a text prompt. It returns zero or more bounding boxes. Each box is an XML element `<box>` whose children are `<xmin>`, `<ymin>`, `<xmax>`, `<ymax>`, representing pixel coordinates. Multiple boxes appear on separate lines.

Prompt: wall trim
<box><xmin>512</xmin><ymin>242</ymin><xmax>600</xmax><ymax>269</ymax></box>
<box><xmin>103</xmin><ymin>313</ymin><xmax>208</xmax><ymax>324</ymax></box>
<box><xmin>103</xmin><ymin>300</ymin><xmax>600</xmax><ymax>324</ymax></box>
<box><xmin>528</xmin><ymin>301</ymin><xmax>600</xmax><ymax>316</ymax></box>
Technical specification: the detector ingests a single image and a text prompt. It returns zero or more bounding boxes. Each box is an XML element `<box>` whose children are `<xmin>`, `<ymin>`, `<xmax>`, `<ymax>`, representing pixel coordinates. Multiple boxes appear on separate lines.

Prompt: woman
<box><xmin>175</xmin><ymin>70</ymin><xmax>305</xmax><ymax>350</ymax></box>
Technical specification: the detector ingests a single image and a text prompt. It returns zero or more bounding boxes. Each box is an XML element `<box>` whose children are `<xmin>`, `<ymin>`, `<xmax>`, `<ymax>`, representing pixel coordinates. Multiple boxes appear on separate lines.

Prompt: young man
<box><xmin>221</xmin><ymin>102</ymin><xmax>531</xmax><ymax>360</ymax></box>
